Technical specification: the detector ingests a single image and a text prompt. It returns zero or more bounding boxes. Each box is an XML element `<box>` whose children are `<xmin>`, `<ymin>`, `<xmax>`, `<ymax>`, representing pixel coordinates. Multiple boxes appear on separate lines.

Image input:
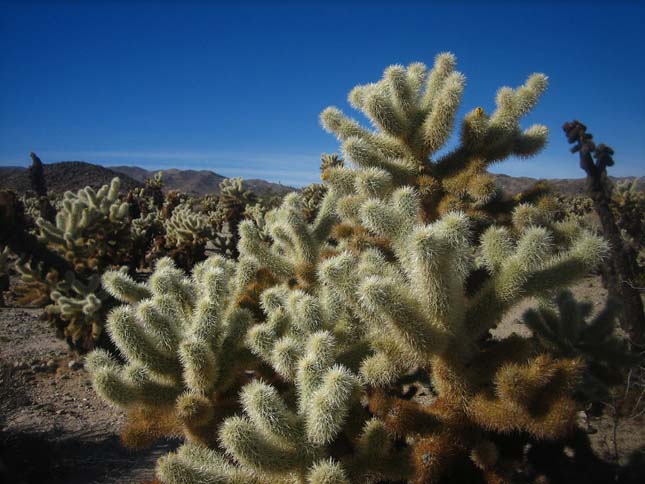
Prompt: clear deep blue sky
<box><xmin>1</xmin><ymin>1</ymin><xmax>643</xmax><ymax>186</ymax></box>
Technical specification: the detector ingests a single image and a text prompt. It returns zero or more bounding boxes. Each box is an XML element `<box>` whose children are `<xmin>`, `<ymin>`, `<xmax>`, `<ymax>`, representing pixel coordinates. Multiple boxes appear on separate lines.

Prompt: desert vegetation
<box><xmin>0</xmin><ymin>53</ymin><xmax>643</xmax><ymax>484</ymax></box>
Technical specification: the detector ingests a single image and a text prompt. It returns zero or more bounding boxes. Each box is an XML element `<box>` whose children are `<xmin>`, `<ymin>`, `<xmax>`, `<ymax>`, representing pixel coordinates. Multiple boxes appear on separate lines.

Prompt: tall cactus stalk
<box><xmin>563</xmin><ymin>120</ymin><xmax>645</xmax><ymax>344</ymax></box>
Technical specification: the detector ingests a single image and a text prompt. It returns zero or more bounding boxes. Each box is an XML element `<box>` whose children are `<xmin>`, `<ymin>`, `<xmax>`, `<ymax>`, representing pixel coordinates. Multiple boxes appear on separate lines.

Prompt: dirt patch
<box><xmin>0</xmin><ymin>307</ymin><xmax>178</xmax><ymax>483</ymax></box>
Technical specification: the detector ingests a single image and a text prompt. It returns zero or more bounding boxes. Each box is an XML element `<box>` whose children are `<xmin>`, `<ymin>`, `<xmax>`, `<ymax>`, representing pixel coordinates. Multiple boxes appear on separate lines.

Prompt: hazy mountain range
<box><xmin>0</xmin><ymin>161</ymin><xmax>642</xmax><ymax>197</ymax></box>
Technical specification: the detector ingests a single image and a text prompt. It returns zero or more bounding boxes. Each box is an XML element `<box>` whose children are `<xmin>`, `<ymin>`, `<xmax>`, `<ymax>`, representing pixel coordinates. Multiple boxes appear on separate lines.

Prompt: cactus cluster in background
<box><xmin>161</xmin><ymin>202</ymin><xmax>214</xmax><ymax>269</ymax></box>
<box><xmin>9</xmin><ymin>177</ymin><xmax>160</xmax><ymax>349</ymax></box>
<box><xmin>1</xmin><ymin>161</ymin><xmax>286</xmax><ymax>350</ymax></box>
<box><xmin>80</xmin><ymin>54</ymin><xmax>634</xmax><ymax>483</ymax></box>
<box><xmin>211</xmin><ymin>177</ymin><xmax>257</xmax><ymax>258</ymax></box>
<box><xmin>34</xmin><ymin>178</ymin><xmax>131</xmax><ymax>271</ymax></box>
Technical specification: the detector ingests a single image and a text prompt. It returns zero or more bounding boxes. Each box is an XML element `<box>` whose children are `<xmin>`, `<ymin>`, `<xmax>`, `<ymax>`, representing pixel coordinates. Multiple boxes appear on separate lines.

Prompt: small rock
<box><xmin>46</xmin><ymin>359</ymin><xmax>57</xmax><ymax>371</ymax></box>
<box><xmin>68</xmin><ymin>360</ymin><xmax>83</xmax><ymax>370</ymax></box>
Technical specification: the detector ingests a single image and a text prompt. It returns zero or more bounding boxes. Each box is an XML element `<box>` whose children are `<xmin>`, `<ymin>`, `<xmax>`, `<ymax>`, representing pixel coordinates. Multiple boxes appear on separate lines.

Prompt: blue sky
<box><xmin>1</xmin><ymin>1</ymin><xmax>643</xmax><ymax>186</ymax></box>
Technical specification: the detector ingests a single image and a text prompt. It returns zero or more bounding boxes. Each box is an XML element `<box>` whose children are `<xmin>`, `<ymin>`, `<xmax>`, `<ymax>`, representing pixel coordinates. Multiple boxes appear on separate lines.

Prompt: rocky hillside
<box><xmin>0</xmin><ymin>162</ymin><xmax>142</xmax><ymax>194</ymax></box>
<box><xmin>0</xmin><ymin>162</ymin><xmax>294</xmax><ymax>197</ymax></box>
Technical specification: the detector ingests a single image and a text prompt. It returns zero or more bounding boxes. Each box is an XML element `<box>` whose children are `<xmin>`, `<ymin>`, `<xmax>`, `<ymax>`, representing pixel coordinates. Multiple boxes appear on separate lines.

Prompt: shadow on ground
<box><xmin>0</xmin><ymin>429</ymin><xmax>179</xmax><ymax>484</ymax></box>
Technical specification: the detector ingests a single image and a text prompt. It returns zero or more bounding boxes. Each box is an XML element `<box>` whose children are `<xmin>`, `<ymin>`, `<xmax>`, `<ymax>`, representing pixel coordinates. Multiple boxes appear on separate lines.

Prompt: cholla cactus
<box><xmin>35</xmin><ymin>177</ymin><xmax>131</xmax><ymax>271</ymax></box>
<box><xmin>162</xmin><ymin>202</ymin><xmax>213</xmax><ymax>269</ymax></box>
<box><xmin>86</xmin><ymin>256</ymin><xmax>257</xmax><ymax>447</ymax></box>
<box><xmin>50</xmin><ymin>272</ymin><xmax>107</xmax><ymax>347</ymax></box>
<box><xmin>212</xmin><ymin>177</ymin><xmax>257</xmax><ymax>258</ymax></box>
<box><xmin>300</xmin><ymin>154</ymin><xmax>345</xmax><ymax>223</ymax></box>
<box><xmin>20</xmin><ymin>193</ymin><xmax>45</xmax><ymax>223</ymax></box>
<box><xmin>300</xmin><ymin>183</ymin><xmax>327</xmax><ymax>223</ymax></box>
<box><xmin>320</xmin><ymin>152</ymin><xmax>344</xmax><ymax>177</ymax></box>
<box><xmin>13</xmin><ymin>259</ymin><xmax>56</xmax><ymax>307</ymax></box>
<box><xmin>159</xmin><ymin>283</ymin><xmax>413</xmax><ymax>484</ymax></box>
<box><xmin>156</xmin><ymin>187</ymin><xmax>607</xmax><ymax>484</ymax></box>
<box><xmin>165</xmin><ymin>203</ymin><xmax>213</xmax><ymax>247</ymax></box>
<box><xmin>239</xmin><ymin>190</ymin><xmax>339</xmax><ymax>290</ymax></box>
<box><xmin>86</xmin><ymin>54</ymin><xmax>623</xmax><ymax>483</ymax></box>
<box><xmin>321</xmin><ymin>53</ymin><xmax>549</xmax><ymax>226</ymax></box>
<box><xmin>12</xmin><ymin>177</ymin><xmax>162</xmax><ymax>350</ymax></box>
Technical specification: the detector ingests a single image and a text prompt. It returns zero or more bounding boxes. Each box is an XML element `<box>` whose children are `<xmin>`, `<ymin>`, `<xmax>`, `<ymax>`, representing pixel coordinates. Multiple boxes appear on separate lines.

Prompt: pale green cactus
<box><xmin>320</xmin><ymin>53</ymin><xmax>549</xmax><ymax>225</ymax></box>
<box><xmin>50</xmin><ymin>272</ymin><xmax>106</xmax><ymax>343</ymax></box>
<box><xmin>239</xmin><ymin>190</ymin><xmax>339</xmax><ymax>289</ymax></box>
<box><xmin>13</xmin><ymin>258</ymin><xmax>57</xmax><ymax>307</ymax></box>
<box><xmin>31</xmin><ymin>177</ymin><xmax>133</xmax><ymax>272</ymax></box>
<box><xmin>157</xmin><ymin>289</ymin><xmax>409</xmax><ymax>484</ymax></box>
<box><xmin>11</xmin><ymin>177</ymin><xmax>161</xmax><ymax>350</ymax></box>
<box><xmin>164</xmin><ymin>202</ymin><xmax>213</xmax><ymax>248</ymax></box>
<box><xmin>84</xmin><ymin>54</ymin><xmax>624</xmax><ymax>484</ymax></box>
<box><xmin>160</xmin><ymin>202</ymin><xmax>214</xmax><ymax>269</ymax></box>
<box><xmin>20</xmin><ymin>193</ymin><xmax>44</xmax><ymax>222</ymax></box>
<box><xmin>86</xmin><ymin>256</ymin><xmax>257</xmax><ymax>444</ymax></box>
<box><xmin>211</xmin><ymin>177</ymin><xmax>257</xmax><ymax>258</ymax></box>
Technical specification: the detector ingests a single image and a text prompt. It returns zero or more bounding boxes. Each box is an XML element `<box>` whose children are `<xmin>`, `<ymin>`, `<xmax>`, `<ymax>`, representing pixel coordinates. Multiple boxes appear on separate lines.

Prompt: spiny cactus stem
<box><xmin>563</xmin><ymin>120</ymin><xmax>645</xmax><ymax>344</ymax></box>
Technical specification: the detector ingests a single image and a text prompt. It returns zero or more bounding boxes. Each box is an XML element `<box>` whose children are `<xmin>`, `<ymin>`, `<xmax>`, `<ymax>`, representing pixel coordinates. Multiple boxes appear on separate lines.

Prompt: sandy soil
<box><xmin>0</xmin><ymin>275</ymin><xmax>643</xmax><ymax>483</ymax></box>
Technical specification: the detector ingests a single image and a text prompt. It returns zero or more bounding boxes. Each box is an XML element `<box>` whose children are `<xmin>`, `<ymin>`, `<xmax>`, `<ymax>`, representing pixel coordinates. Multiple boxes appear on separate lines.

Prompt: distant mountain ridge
<box><xmin>0</xmin><ymin>161</ymin><xmax>642</xmax><ymax>197</ymax></box>
<box><xmin>0</xmin><ymin>162</ymin><xmax>294</xmax><ymax>196</ymax></box>
<box><xmin>0</xmin><ymin>161</ymin><xmax>143</xmax><ymax>194</ymax></box>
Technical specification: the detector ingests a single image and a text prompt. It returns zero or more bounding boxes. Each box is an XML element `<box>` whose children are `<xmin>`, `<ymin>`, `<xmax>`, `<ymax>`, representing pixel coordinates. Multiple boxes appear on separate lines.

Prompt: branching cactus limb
<box><xmin>87</xmin><ymin>256</ymin><xmax>256</xmax><ymax>447</ymax></box>
<box><xmin>321</xmin><ymin>53</ymin><xmax>549</xmax><ymax>226</ymax></box>
<box><xmin>318</xmin><ymin>185</ymin><xmax>607</xmax><ymax>482</ymax></box>
<box><xmin>563</xmin><ymin>120</ymin><xmax>645</xmax><ymax>343</ymax></box>
<box><xmin>238</xmin><ymin>190</ymin><xmax>341</xmax><ymax>290</ymax></box>
<box><xmin>467</xmin><ymin>223</ymin><xmax>607</xmax><ymax>339</ymax></box>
